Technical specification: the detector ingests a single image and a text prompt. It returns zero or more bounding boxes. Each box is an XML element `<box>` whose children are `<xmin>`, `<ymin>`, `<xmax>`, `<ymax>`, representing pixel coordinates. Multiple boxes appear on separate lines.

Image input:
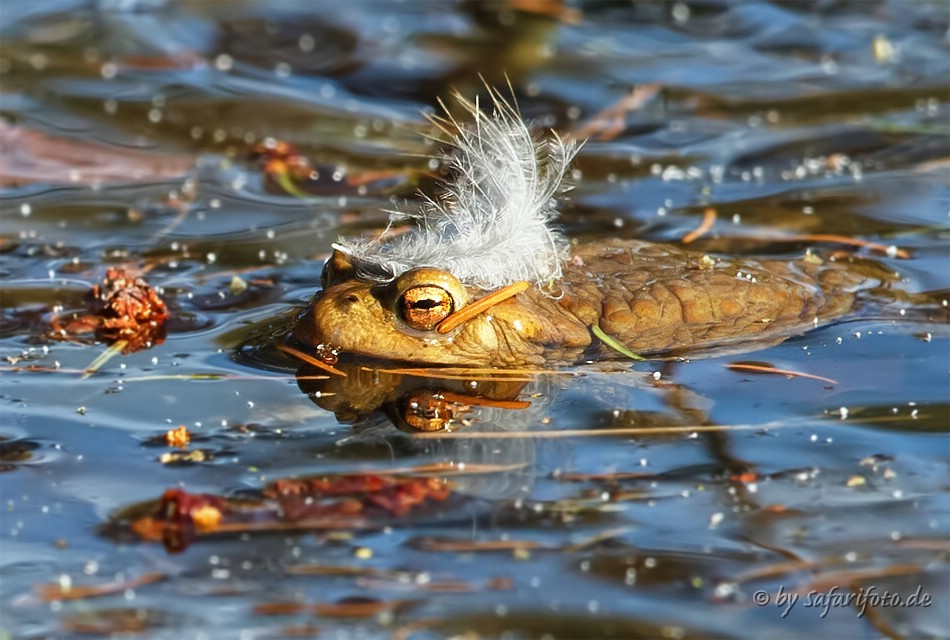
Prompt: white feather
<box><xmin>334</xmin><ymin>92</ymin><xmax>579</xmax><ymax>290</ymax></box>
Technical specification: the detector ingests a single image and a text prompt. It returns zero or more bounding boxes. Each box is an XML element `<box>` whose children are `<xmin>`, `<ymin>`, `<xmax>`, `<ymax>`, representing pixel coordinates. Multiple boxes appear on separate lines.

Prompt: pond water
<box><xmin>1</xmin><ymin>1</ymin><xmax>948</xmax><ymax>638</ymax></box>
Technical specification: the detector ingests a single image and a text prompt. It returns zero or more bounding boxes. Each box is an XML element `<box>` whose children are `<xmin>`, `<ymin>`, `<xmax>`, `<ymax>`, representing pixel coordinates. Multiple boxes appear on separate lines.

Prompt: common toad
<box><xmin>293</xmin><ymin>94</ymin><xmax>879</xmax><ymax>367</ymax></box>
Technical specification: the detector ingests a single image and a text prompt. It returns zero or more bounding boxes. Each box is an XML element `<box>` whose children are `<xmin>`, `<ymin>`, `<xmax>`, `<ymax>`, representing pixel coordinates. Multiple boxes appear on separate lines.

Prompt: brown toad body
<box><xmin>292</xmin><ymin>93</ymin><xmax>872</xmax><ymax>367</ymax></box>
<box><xmin>294</xmin><ymin>240</ymin><xmax>867</xmax><ymax>367</ymax></box>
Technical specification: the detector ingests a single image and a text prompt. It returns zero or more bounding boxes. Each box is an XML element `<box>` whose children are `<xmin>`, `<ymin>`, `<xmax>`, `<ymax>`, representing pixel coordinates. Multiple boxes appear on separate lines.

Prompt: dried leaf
<box><xmin>51</xmin><ymin>268</ymin><xmax>168</xmax><ymax>355</ymax></box>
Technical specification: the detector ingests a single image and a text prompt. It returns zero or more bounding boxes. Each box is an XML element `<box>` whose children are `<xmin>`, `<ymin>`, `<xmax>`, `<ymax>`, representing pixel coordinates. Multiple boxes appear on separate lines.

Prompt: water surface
<box><xmin>1</xmin><ymin>1</ymin><xmax>948</xmax><ymax>638</ymax></box>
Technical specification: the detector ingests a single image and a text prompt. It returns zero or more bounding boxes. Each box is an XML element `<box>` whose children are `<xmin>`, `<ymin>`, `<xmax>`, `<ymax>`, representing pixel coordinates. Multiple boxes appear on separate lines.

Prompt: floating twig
<box><xmin>778</xmin><ymin>234</ymin><xmax>909</xmax><ymax>259</ymax></box>
<box><xmin>727</xmin><ymin>362</ymin><xmax>838</xmax><ymax>385</ymax></box>
<box><xmin>412</xmin><ymin>423</ymin><xmax>774</xmax><ymax>440</ymax></box>
<box><xmin>81</xmin><ymin>339</ymin><xmax>128</xmax><ymax>379</ymax></box>
<box><xmin>364</xmin><ymin>365</ymin><xmax>569</xmax><ymax>377</ymax></box>
<box><xmin>682</xmin><ymin>207</ymin><xmax>717</xmax><ymax>244</ymax></box>
<box><xmin>571</xmin><ymin>84</ymin><xmax>662</xmax><ymax>141</ymax></box>
<box><xmin>562</xmin><ymin>527</ymin><xmax>633</xmax><ymax>553</ymax></box>
<box><xmin>35</xmin><ymin>572</ymin><xmax>166</xmax><ymax>602</ymax></box>
<box><xmin>121</xmin><ymin>373</ymin><xmax>328</xmax><ymax>383</ymax></box>
<box><xmin>411</xmin><ymin>537</ymin><xmax>555</xmax><ymax>553</ymax></box>
<box><xmin>437</xmin><ymin>281</ymin><xmax>530</xmax><ymax>334</ymax></box>
<box><xmin>435</xmin><ymin>391</ymin><xmax>532</xmax><ymax>410</ymax></box>
<box><xmin>278</xmin><ymin>344</ymin><xmax>347</xmax><ymax>377</ymax></box>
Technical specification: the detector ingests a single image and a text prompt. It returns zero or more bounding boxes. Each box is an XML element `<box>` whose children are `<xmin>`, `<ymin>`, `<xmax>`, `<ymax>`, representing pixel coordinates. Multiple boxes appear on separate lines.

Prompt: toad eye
<box><xmin>393</xmin><ymin>268</ymin><xmax>468</xmax><ymax>332</ymax></box>
<box><xmin>400</xmin><ymin>285</ymin><xmax>454</xmax><ymax>330</ymax></box>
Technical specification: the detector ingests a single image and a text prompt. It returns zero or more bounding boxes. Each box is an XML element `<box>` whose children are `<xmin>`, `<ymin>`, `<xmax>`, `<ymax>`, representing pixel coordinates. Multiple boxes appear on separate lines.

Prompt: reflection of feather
<box><xmin>335</xmin><ymin>91</ymin><xmax>579</xmax><ymax>290</ymax></box>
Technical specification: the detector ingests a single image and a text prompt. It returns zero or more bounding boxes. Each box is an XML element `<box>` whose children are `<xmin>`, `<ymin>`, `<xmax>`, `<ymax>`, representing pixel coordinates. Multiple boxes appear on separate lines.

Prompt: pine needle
<box><xmin>272</xmin><ymin>161</ymin><xmax>312</xmax><ymax>199</ymax></box>
<box><xmin>278</xmin><ymin>344</ymin><xmax>347</xmax><ymax>376</ymax></box>
<box><xmin>682</xmin><ymin>207</ymin><xmax>717</xmax><ymax>244</ymax></box>
<box><xmin>592</xmin><ymin>324</ymin><xmax>644</xmax><ymax>361</ymax></box>
<box><xmin>412</xmin><ymin>423</ymin><xmax>771</xmax><ymax>440</ymax></box>
<box><xmin>726</xmin><ymin>363</ymin><xmax>838</xmax><ymax>385</ymax></box>
<box><xmin>81</xmin><ymin>340</ymin><xmax>128</xmax><ymax>379</ymax></box>
<box><xmin>778</xmin><ymin>234</ymin><xmax>909</xmax><ymax>259</ymax></box>
<box><xmin>364</xmin><ymin>365</ymin><xmax>569</xmax><ymax>376</ymax></box>
<box><xmin>435</xmin><ymin>391</ymin><xmax>531</xmax><ymax>410</ymax></box>
<box><xmin>437</xmin><ymin>280</ymin><xmax>530</xmax><ymax>333</ymax></box>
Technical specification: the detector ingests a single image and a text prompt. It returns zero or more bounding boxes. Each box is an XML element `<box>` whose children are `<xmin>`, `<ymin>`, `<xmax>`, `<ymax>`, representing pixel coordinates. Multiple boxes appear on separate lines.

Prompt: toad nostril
<box><xmin>345</xmin><ymin>294</ymin><xmax>359</xmax><ymax>303</ymax></box>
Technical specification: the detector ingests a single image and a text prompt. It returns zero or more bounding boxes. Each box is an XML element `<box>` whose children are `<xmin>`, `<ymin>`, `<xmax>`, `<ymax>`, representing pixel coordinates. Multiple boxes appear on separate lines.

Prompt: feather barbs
<box><xmin>334</xmin><ymin>90</ymin><xmax>579</xmax><ymax>291</ymax></box>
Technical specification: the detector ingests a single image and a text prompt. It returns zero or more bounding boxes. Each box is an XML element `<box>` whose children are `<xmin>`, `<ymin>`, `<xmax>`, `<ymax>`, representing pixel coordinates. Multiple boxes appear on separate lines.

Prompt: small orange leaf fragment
<box><xmin>165</xmin><ymin>425</ymin><xmax>190</xmax><ymax>448</ymax></box>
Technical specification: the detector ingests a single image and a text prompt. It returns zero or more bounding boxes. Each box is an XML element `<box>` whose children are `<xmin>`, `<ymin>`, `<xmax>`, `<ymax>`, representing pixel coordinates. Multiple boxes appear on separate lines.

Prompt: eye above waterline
<box><xmin>392</xmin><ymin>267</ymin><xmax>469</xmax><ymax>332</ymax></box>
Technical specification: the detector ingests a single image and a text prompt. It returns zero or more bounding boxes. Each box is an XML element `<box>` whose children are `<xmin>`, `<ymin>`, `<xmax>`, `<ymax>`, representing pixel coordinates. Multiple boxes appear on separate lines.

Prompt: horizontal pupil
<box><xmin>411</xmin><ymin>299</ymin><xmax>441</xmax><ymax>310</ymax></box>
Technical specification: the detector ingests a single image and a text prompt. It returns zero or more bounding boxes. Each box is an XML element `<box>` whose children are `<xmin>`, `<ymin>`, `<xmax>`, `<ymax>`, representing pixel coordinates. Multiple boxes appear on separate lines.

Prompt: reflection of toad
<box><xmin>295</xmin><ymin>360</ymin><xmax>544</xmax><ymax>502</ymax></box>
<box><xmin>293</xmin><ymin>93</ymin><xmax>887</xmax><ymax>367</ymax></box>
<box><xmin>296</xmin><ymin>361</ymin><xmax>533</xmax><ymax>432</ymax></box>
